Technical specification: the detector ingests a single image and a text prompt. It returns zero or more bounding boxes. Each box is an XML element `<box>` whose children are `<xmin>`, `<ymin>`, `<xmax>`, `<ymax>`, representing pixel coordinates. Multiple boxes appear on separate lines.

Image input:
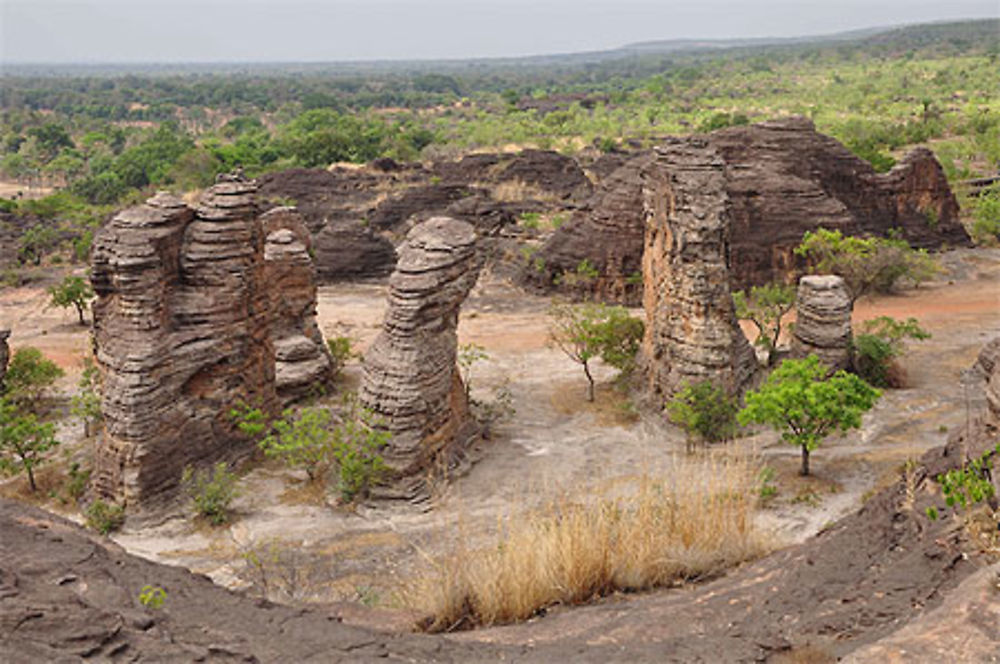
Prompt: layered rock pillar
<box><xmin>639</xmin><ymin>138</ymin><xmax>758</xmax><ymax>400</ymax></box>
<box><xmin>790</xmin><ymin>275</ymin><xmax>853</xmax><ymax>371</ymax></box>
<box><xmin>360</xmin><ymin>217</ymin><xmax>482</xmax><ymax>485</ymax></box>
<box><xmin>90</xmin><ymin>183</ymin><xmax>331</xmax><ymax>508</ymax></box>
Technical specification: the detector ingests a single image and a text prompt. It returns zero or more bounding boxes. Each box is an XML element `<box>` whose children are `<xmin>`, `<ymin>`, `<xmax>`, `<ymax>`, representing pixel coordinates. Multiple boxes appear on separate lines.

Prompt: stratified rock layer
<box><xmin>360</xmin><ymin>217</ymin><xmax>482</xmax><ymax>483</ymax></box>
<box><xmin>639</xmin><ymin>138</ymin><xmax>759</xmax><ymax>400</ymax></box>
<box><xmin>790</xmin><ymin>275</ymin><xmax>854</xmax><ymax>370</ymax></box>
<box><xmin>90</xmin><ymin>185</ymin><xmax>330</xmax><ymax>508</ymax></box>
<box><xmin>530</xmin><ymin>117</ymin><xmax>969</xmax><ymax>302</ymax></box>
<box><xmin>525</xmin><ymin>154</ymin><xmax>653</xmax><ymax>305</ymax></box>
<box><xmin>976</xmin><ymin>336</ymin><xmax>1000</xmax><ymax>421</ymax></box>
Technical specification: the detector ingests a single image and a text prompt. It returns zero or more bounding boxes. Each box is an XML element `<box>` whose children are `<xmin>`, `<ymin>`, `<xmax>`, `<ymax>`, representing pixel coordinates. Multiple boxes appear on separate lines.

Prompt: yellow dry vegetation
<box><xmin>409</xmin><ymin>450</ymin><xmax>769</xmax><ymax>631</ymax></box>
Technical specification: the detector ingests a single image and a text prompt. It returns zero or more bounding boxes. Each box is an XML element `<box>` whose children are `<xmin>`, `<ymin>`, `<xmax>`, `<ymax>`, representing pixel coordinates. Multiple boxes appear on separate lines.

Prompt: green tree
<box><xmin>71</xmin><ymin>357</ymin><xmax>102</xmax><ymax>437</ymax></box>
<box><xmin>0</xmin><ymin>397</ymin><xmax>59</xmax><ymax>492</ymax></box>
<box><xmin>738</xmin><ymin>356</ymin><xmax>880</xmax><ymax>476</ymax></box>
<box><xmin>49</xmin><ymin>275</ymin><xmax>94</xmax><ymax>325</ymax></box>
<box><xmin>851</xmin><ymin>316</ymin><xmax>931</xmax><ymax>387</ymax></box>
<box><xmin>732</xmin><ymin>283</ymin><xmax>796</xmax><ymax>364</ymax></box>
<box><xmin>329</xmin><ymin>399</ymin><xmax>390</xmax><ymax>502</ymax></box>
<box><xmin>795</xmin><ymin>228</ymin><xmax>939</xmax><ymax>305</ymax></box>
<box><xmin>666</xmin><ymin>380</ymin><xmax>739</xmax><ymax>451</ymax></box>
<box><xmin>549</xmin><ymin>303</ymin><xmax>645</xmax><ymax>402</ymax></box>
<box><xmin>2</xmin><ymin>347</ymin><xmax>65</xmax><ymax>412</ymax></box>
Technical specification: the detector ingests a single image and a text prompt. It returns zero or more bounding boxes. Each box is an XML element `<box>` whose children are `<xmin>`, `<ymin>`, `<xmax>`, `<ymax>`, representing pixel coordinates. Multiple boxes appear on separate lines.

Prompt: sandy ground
<box><xmin>1</xmin><ymin>248</ymin><xmax>998</xmax><ymax>622</ymax></box>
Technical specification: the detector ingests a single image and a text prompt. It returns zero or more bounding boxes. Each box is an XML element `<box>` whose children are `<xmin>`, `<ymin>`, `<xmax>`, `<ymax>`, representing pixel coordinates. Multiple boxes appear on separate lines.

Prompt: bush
<box><xmin>2</xmin><ymin>347</ymin><xmax>65</xmax><ymax>412</ymax></box>
<box><xmin>970</xmin><ymin>185</ymin><xmax>1000</xmax><ymax>245</ymax></box>
<box><xmin>260</xmin><ymin>407</ymin><xmax>334</xmax><ymax>482</ymax></box>
<box><xmin>852</xmin><ymin>316</ymin><xmax>931</xmax><ymax>387</ymax></box>
<box><xmin>182</xmin><ymin>462</ymin><xmax>240</xmax><ymax>525</ymax></box>
<box><xmin>325</xmin><ymin>336</ymin><xmax>356</xmax><ymax>377</ymax></box>
<box><xmin>330</xmin><ymin>405</ymin><xmax>390</xmax><ymax>502</ymax></box>
<box><xmin>85</xmin><ymin>499</ymin><xmax>126</xmax><ymax>535</ymax></box>
<box><xmin>666</xmin><ymin>380</ymin><xmax>739</xmax><ymax>450</ymax></box>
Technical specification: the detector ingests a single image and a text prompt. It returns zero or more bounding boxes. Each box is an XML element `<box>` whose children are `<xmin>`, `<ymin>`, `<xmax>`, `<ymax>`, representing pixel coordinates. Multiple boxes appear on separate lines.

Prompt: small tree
<box><xmin>71</xmin><ymin>356</ymin><xmax>102</xmax><ymax>437</ymax></box>
<box><xmin>852</xmin><ymin>316</ymin><xmax>931</xmax><ymax>387</ymax></box>
<box><xmin>732</xmin><ymin>283</ymin><xmax>796</xmax><ymax>365</ymax></box>
<box><xmin>49</xmin><ymin>275</ymin><xmax>94</xmax><ymax>325</ymax></box>
<box><xmin>738</xmin><ymin>356</ymin><xmax>880</xmax><ymax>476</ymax></box>
<box><xmin>666</xmin><ymin>380</ymin><xmax>739</xmax><ymax>451</ymax></box>
<box><xmin>0</xmin><ymin>397</ymin><xmax>59</xmax><ymax>491</ymax></box>
<box><xmin>549</xmin><ymin>303</ymin><xmax>644</xmax><ymax>402</ymax></box>
<box><xmin>458</xmin><ymin>343</ymin><xmax>489</xmax><ymax>400</ymax></box>
<box><xmin>795</xmin><ymin>228</ymin><xmax>939</xmax><ymax>305</ymax></box>
<box><xmin>260</xmin><ymin>407</ymin><xmax>333</xmax><ymax>482</ymax></box>
<box><xmin>330</xmin><ymin>400</ymin><xmax>390</xmax><ymax>502</ymax></box>
<box><xmin>182</xmin><ymin>463</ymin><xmax>241</xmax><ymax>526</ymax></box>
<box><xmin>2</xmin><ymin>347</ymin><xmax>65</xmax><ymax>412</ymax></box>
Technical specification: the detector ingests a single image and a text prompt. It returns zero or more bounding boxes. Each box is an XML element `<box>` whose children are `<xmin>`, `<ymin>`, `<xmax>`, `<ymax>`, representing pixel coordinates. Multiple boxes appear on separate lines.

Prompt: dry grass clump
<box><xmin>409</xmin><ymin>452</ymin><xmax>769</xmax><ymax>632</ymax></box>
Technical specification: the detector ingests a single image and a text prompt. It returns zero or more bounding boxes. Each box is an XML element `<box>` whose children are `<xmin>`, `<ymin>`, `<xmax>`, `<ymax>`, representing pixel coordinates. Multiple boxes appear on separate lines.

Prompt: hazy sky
<box><xmin>2</xmin><ymin>0</ymin><xmax>997</xmax><ymax>64</ymax></box>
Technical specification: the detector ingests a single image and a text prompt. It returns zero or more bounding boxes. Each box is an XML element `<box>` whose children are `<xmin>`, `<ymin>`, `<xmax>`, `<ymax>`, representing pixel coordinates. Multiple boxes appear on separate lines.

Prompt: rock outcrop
<box><xmin>790</xmin><ymin>275</ymin><xmax>854</xmax><ymax>371</ymax></box>
<box><xmin>360</xmin><ymin>217</ymin><xmax>482</xmax><ymax>486</ymax></box>
<box><xmin>530</xmin><ymin>118</ymin><xmax>969</xmax><ymax>303</ymax></box>
<box><xmin>975</xmin><ymin>336</ymin><xmax>1000</xmax><ymax>421</ymax></box>
<box><xmin>524</xmin><ymin>154</ymin><xmax>653</xmax><ymax>305</ymax></box>
<box><xmin>432</xmin><ymin>149</ymin><xmax>593</xmax><ymax>204</ymax></box>
<box><xmin>90</xmin><ymin>184</ymin><xmax>330</xmax><ymax>508</ymax></box>
<box><xmin>639</xmin><ymin>138</ymin><xmax>759</xmax><ymax>400</ymax></box>
<box><xmin>0</xmin><ymin>328</ymin><xmax>9</xmax><ymax>388</ymax></box>
<box><xmin>261</xmin><ymin>207</ymin><xmax>334</xmax><ymax>404</ymax></box>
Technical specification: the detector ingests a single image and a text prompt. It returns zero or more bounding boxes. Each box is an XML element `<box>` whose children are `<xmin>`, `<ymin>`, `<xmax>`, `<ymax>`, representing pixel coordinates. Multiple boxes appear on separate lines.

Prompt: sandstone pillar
<box><xmin>790</xmin><ymin>275</ymin><xmax>853</xmax><ymax>371</ymax></box>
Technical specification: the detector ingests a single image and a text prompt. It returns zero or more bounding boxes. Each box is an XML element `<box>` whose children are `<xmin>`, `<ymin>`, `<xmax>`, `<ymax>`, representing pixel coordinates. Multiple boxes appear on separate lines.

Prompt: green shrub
<box><xmin>86</xmin><ymin>499</ymin><xmax>126</xmax><ymax>535</ymax></box>
<box><xmin>329</xmin><ymin>402</ymin><xmax>390</xmax><ymax>502</ymax></box>
<box><xmin>138</xmin><ymin>585</ymin><xmax>167</xmax><ymax>609</ymax></box>
<box><xmin>2</xmin><ymin>347</ymin><xmax>65</xmax><ymax>411</ymax></box>
<box><xmin>852</xmin><ymin>316</ymin><xmax>931</xmax><ymax>387</ymax></box>
<box><xmin>260</xmin><ymin>407</ymin><xmax>334</xmax><ymax>482</ymax></box>
<box><xmin>971</xmin><ymin>185</ymin><xmax>1000</xmax><ymax>245</ymax></box>
<box><xmin>182</xmin><ymin>462</ymin><xmax>240</xmax><ymax>525</ymax></box>
<box><xmin>666</xmin><ymin>380</ymin><xmax>739</xmax><ymax>450</ymax></box>
<box><xmin>326</xmin><ymin>336</ymin><xmax>356</xmax><ymax>377</ymax></box>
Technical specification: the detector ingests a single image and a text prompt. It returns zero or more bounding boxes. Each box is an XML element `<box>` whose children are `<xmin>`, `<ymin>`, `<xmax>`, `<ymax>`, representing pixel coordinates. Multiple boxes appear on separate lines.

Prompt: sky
<box><xmin>2</xmin><ymin>0</ymin><xmax>997</xmax><ymax>64</ymax></box>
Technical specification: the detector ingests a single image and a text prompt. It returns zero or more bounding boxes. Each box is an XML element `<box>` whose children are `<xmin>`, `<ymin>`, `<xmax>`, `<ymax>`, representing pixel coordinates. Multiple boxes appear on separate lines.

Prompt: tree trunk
<box><xmin>75</xmin><ymin>302</ymin><xmax>86</xmax><ymax>326</ymax></box>
<box><xmin>583</xmin><ymin>362</ymin><xmax>595</xmax><ymax>402</ymax></box>
<box><xmin>800</xmin><ymin>445</ymin><xmax>810</xmax><ymax>476</ymax></box>
<box><xmin>26</xmin><ymin>464</ymin><xmax>37</xmax><ymax>492</ymax></box>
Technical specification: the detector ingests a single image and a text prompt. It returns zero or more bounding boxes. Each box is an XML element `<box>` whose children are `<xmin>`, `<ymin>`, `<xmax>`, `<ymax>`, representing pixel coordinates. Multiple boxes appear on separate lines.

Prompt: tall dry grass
<box><xmin>409</xmin><ymin>451</ymin><xmax>769</xmax><ymax>632</ymax></box>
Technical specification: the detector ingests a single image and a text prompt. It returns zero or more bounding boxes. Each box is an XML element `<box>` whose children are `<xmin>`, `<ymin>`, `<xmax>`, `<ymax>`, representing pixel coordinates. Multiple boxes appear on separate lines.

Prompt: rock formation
<box><xmin>524</xmin><ymin>154</ymin><xmax>653</xmax><ymax>305</ymax></box>
<box><xmin>261</xmin><ymin>207</ymin><xmax>334</xmax><ymax>404</ymax></box>
<box><xmin>90</xmin><ymin>184</ymin><xmax>330</xmax><ymax>508</ymax></box>
<box><xmin>790</xmin><ymin>275</ymin><xmax>854</xmax><ymax>371</ymax></box>
<box><xmin>975</xmin><ymin>336</ymin><xmax>1000</xmax><ymax>421</ymax></box>
<box><xmin>530</xmin><ymin>117</ymin><xmax>969</xmax><ymax>303</ymax></box>
<box><xmin>360</xmin><ymin>217</ymin><xmax>482</xmax><ymax>486</ymax></box>
<box><xmin>639</xmin><ymin>138</ymin><xmax>759</xmax><ymax>400</ymax></box>
<box><xmin>0</xmin><ymin>328</ymin><xmax>9</xmax><ymax>389</ymax></box>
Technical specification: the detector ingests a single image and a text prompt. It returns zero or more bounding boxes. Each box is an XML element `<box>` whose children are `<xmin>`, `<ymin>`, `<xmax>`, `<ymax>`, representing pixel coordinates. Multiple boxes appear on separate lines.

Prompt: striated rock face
<box><xmin>975</xmin><ymin>337</ymin><xmax>1000</xmax><ymax>421</ymax></box>
<box><xmin>790</xmin><ymin>275</ymin><xmax>854</xmax><ymax>371</ymax></box>
<box><xmin>90</xmin><ymin>184</ymin><xmax>330</xmax><ymax>508</ymax></box>
<box><xmin>432</xmin><ymin>149</ymin><xmax>593</xmax><ymax>204</ymax></box>
<box><xmin>524</xmin><ymin>154</ymin><xmax>654</xmax><ymax>305</ymax></box>
<box><xmin>639</xmin><ymin>138</ymin><xmax>759</xmax><ymax>400</ymax></box>
<box><xmin>261</xmin><ymin>207</ymin><xmax>333</xmax><ymax>404</ymax></box>
<box><xmin>531</xmin><ymin>118</ymin><xmax>969</xmax><ymax>302</ymax></box>
<box><xmin>0</xmin><ymin>328</ymin><xmax>9</xmax><ymax>388</ymax></box>
<box><xmin>360</xmin><ymin>217</ymin><xmax>482</xmax><ymax>485</ymax></box>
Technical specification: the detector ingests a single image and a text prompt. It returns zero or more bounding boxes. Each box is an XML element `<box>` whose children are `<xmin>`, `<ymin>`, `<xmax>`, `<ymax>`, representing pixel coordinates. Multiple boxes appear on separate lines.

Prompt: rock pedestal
<box><xmin>360</xmin><ymin>217</ymin><xmax>482</xmax><ymax>486</ymax></box>
<box><xmin>790</xmin><ymin>275</ymin><xmax>853</xmax><ymax>371</ymax></box>
<box><xmin>639</xmin><ymin>138</ymin><xmax>759</xmax><ymax>400</ymax></box>
<box><xmin>90</xmin><ymin>185</ymin><xmax>330</xmax><ymax>508</ymax></box>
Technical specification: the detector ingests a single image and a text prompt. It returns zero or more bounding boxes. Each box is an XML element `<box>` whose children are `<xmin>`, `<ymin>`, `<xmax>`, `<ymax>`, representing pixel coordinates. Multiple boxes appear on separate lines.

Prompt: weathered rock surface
<box><xmin>0</xmin><ymin>327</ymin><xmax>9</xmax><ymax>388</ymax></box>
<box><xmin>261</xmin><ymin>207</ymin><xmax>333</xmax><ymax>404</ymax></box>
<box><xmin>524</xmin><ymin>153</ymin><xmax>654</xmax><ymax>305</ymax></box>
<box><xmin>530</xmin><ymin>117</ymin><xmax>969</xmax><ymax>302</ymax></box>
<box><xmin>90</xmin><ymin>185</ymin><xmax>330</xmax><ymax>508</ymax></box>
<box><xmin>790</xmin><ymin>274</ymin><xmax>854</xmax><ymax>370</ymax></box>
<box><xmin>360</xmin><ymin>217</ymin><xmax>482</xmax><ymax>484</ymax></box>
<box><xmin>432</xmin><ymin>149</ymin><xmax>593</xmax><ymax>204</ymax></box>
<box><xmin>976</xmin><ymin>336</ymin><xmax>1000</xmax><ymax>420</ymax></box>
<box><xmin>639</xmin><ymin>138</ymin><xmax>759</xmax><ymax>400</ymax></box>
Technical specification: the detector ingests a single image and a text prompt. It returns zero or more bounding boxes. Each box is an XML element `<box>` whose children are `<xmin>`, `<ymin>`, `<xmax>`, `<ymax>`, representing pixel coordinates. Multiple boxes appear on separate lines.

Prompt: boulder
<box><xmin>639</xmin><ymin>138</ymin><xmax>759</xmax><ymax>400</ymax></box>
<box><xmin>790</xmin><ymin>275</ymin><xmax>854</xmax><ymax>371</ymax></box>
<box><xmin>360</xmin><ymin>217</ymin><xmax>482</xmax><ymax>488</ymax></box>
<box><xmin>89</xmin><ymin>185</ymin><xmax>330</xmax><ymax>509</ymax></box>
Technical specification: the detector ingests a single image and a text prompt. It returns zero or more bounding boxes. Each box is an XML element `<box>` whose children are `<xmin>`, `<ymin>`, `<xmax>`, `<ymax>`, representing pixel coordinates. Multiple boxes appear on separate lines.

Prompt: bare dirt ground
<box><xmin>2</xmin><ymin>248</ymin><xmax>999</xmax><ymax>637</ymax></box>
